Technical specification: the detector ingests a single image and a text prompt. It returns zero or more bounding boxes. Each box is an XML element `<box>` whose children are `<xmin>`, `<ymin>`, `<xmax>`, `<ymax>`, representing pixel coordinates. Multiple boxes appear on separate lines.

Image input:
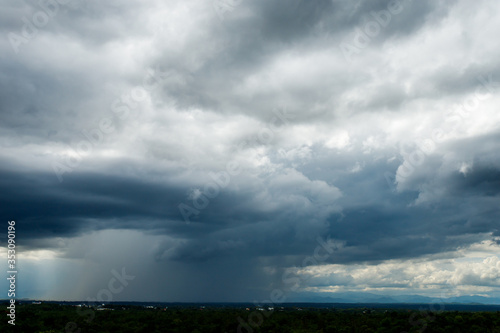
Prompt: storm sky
<box><xmin>1</xmin><ymin>0</ymin><xmax>500</xmax><ymax>302</ymax></box>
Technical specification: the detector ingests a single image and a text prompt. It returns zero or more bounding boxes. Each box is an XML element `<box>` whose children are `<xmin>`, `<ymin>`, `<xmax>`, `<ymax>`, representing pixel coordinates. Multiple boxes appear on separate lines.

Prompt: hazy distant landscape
<box><xmin>2</xmin><ymin>302</ymin><xmax>500</xmax><ymax>332</ymax></box>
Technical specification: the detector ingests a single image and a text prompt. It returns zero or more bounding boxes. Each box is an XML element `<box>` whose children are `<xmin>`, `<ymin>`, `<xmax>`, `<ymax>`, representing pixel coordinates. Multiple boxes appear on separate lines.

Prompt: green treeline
<box><xmin>1</xmin><ymin>303</ymin><xmax>499</xmax><ymax>333</ymax></box>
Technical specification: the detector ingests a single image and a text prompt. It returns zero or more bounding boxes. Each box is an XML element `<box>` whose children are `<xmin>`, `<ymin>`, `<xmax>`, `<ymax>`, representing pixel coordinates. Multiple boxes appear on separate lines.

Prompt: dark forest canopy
<box><xmin>2</xmin><ymin>303</ymin><xmax>500</xmax><ymax>333</ymax></box>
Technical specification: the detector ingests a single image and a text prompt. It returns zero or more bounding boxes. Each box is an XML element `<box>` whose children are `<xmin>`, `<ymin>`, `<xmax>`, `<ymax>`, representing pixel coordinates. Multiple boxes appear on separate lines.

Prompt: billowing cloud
<box><xmin>1</xmin><ymin>0</ymin><xmax>500</xmax><ymax>302</ymax></box>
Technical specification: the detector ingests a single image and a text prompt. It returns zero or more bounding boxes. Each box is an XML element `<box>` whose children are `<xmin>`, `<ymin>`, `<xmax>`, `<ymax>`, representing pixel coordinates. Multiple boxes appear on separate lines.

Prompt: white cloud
<box><xmin>296</xmin><ymin>240</ymin><xmax>500</xmax><ymax>297</ymax></box>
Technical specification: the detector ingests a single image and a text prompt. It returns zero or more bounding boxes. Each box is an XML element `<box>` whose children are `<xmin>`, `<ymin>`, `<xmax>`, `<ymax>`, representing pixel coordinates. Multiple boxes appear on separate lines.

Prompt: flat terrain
<box><xmin>2</xmin><ymin>302</ymin><xmax>500</xmax><ymax>332</ymax></box>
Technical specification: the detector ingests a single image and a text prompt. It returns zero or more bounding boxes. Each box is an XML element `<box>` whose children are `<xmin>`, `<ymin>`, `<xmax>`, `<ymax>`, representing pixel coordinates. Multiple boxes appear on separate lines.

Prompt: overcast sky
<box><xmin>1</xmin><ymin>0</ymin><xmax>500</xmax><ymax>303</ymax></box>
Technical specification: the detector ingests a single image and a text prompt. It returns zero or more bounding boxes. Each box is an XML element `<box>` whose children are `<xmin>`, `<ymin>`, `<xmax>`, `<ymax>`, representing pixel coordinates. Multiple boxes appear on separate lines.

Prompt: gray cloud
<box><xmin>1</xmin><ymin>0</ymin><xmax>500</xmax><ymax>302</ymax></box>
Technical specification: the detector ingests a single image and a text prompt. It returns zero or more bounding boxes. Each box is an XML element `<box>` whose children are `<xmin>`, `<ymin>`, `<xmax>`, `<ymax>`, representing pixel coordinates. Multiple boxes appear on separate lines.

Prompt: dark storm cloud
<box><xmin>0</xmin><ymin>156</ymin><xmax>338</xmax><ymax>255</ymax></box>
<box><xmin>3</xmin><ymin>148</ymin><xmax>497</xmax><ymax>268</ymax></box>
<box><xmin>250</xmin><ymin>0</ymin><xmax>334</xmax><ymax>41</ymax></box>
<box><xmin>250</xmin><ymin>0</ymin><xmax>445</xmax><ymax>43</ymax></box>
<box><xmin>149</xmin><ymin>0</ymin><xmax>453</xmax><ymax>123</ymax></box>
<box><xmin>448</xmin><ymin>165</ymin><xmax>500</xmax><ymax>197</ymax></box>
<box><xmin>1</xmin><ymin>0</ymin><xmax>500</xmax><ymax>301</ymax></box>
<box><xmin>280</xmin><ymin>140</ymin><xmax>500</xmax><ymax>265</ymax></box>
<box><xmin>0</xmin><ymin>165</ymin><xmax>184</xmax><ymax>245</ymax></box>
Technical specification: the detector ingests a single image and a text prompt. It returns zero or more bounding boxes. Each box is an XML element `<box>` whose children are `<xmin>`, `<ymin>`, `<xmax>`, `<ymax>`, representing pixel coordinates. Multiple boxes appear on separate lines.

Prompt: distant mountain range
<box><xmin>287</xmin><ymin>292</ymin><xmax>500</xmax><ymax>305</ymax></box>
<box><xmin>5</xmin><ymin>292</ymin><xmax>500</xmax><ymax>307</ymax></box>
